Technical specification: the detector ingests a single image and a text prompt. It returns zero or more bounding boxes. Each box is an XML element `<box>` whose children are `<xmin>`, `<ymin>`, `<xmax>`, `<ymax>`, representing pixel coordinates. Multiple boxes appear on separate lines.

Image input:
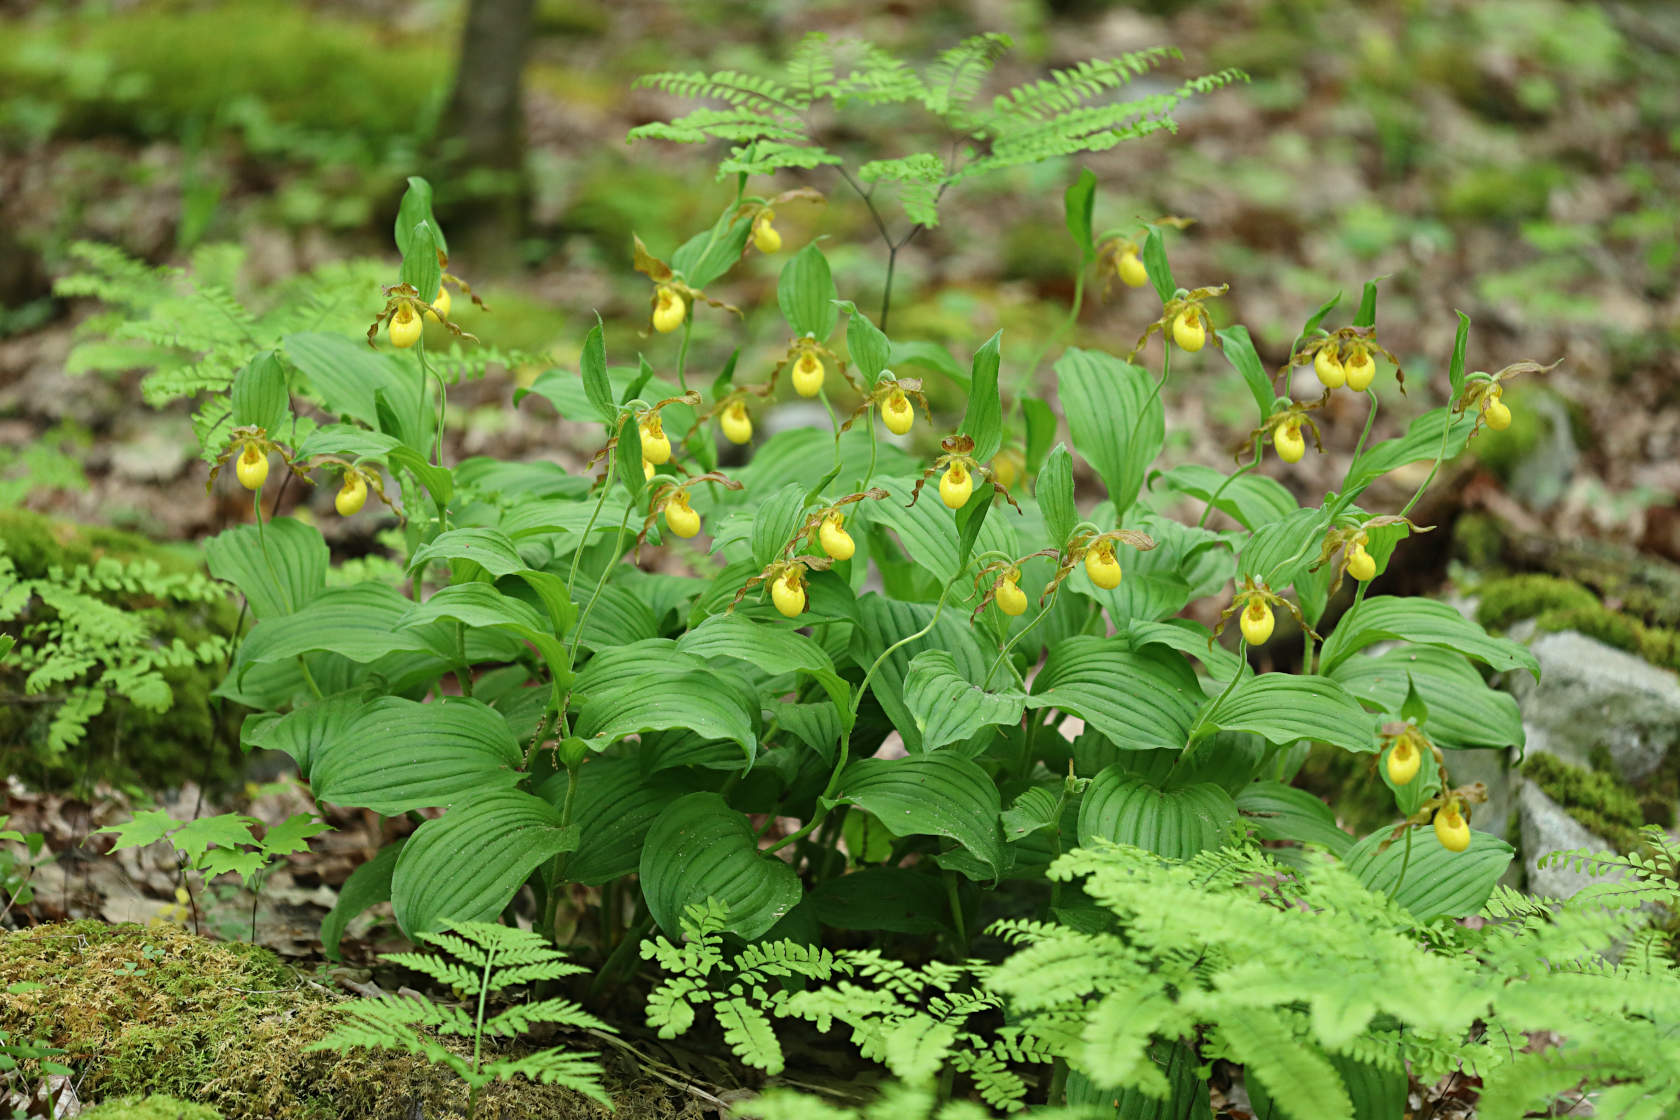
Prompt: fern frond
<box><xmin>921</xmin><ymin>33</ymin><xmax>1013</xmax><ymax>125</ymax></box>
<box><xmin>785</xmin><ymin>32</ymin><xmax>836</xmax><ymax>105</ymax></box>
<box><xmin>379</xmin><ymin>951</ymin><xmax>480</xmax><ymax>994</ymax></box>
<box><xmin>634</xmin><ymin>70</ymin><xmax>804</xmax><ymax>116</ymax></box>
<box><xmin>481</xmin><ymin>1050</ymin><xmax>612</xmax><ymax>1106</ymax></box>
<box><xmin>716</xmin><ymin>142</ymin><xmax>845</xmax><ymax>178</ymax></box>
<box><xmin>989</xmin><ymin>49</ymin><xmax>1178</xmax><ymax>121</ymax></box>
<box><xmin>628</xmin><ymin>107</ymin><xmax>807</xmax><ymax>145</ymax></box>
<box><xmin>481</xmin><ymin>997</ymin><xmax>608</xmax><ymax>1038</ymax></box>
<box><xmin>1216</xmin><ymin>1010</ymin><xmax>1352</xmax><ymax>1118</ymax></box>
<box><xmin>716</xmin><ymin>996</ymin><xmax>785</xmax><ymax>1074</ymax></box>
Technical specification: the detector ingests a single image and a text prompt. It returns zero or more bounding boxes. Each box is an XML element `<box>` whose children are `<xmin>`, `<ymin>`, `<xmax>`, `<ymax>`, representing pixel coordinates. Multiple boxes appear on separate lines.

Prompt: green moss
<box><xmin>80</xmin><ymin>1095</ymin><xmax>225</xmax><ymax>1120</ymax></box>
<box><xmin>0</xmin><ymin>2</ymin><xmax>445</xmax><ymax>145</ymax></box>
<box><xmin>1475</xmin><ymin>574</ymin><xmax>1599</xmax><ymax>630</ymax></box>
<box><xmin>1533</xmin><ymin>606</ymin><xmax>1647</xmax><ymax>660</ymax></box>
<box><xmin>0</xmin><ymin>922</ymin><xmax>671</xmax><ymax>1120</ymax></box>
<box><xmin>0</xmin><ymin>509</ymin><xmax>246</xmax><ymax>793</ymax></box>
<box><xmin>1521</xmin><ymin>753</ymin><xmax>1646</xmax><ymax>852</ymax></box>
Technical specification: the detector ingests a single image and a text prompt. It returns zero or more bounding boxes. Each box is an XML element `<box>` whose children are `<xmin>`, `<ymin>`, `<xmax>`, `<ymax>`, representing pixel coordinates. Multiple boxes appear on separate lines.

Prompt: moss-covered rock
<box><xmin>1520</xmin><ymin>752</ymin><xmax>1647</xmax><ymax>853</ymax></box>
<box><xmin>1474</xmin><ymin>573</ymin><xmax>1680</xmax><ymax>673</ymax></box>
<box><xmin>0</xmin><ymin>922</ymin><xmax>674</xmax><ymax>1120</ymax></box>
<box><xmin>1475</xmin><ymin>573</ymin><xmax>1599</xmax><ymax>630</ymax></box>
<box><xmin>80</xmin><ymin>1095</ymin><xmax>225</xmax><ymax>1120</ymax></box>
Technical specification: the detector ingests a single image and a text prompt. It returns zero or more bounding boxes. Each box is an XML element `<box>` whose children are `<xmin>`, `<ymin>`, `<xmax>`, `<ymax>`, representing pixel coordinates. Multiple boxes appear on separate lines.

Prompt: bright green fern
<box><xmin>309</xmin><ymin>921</ymin><xmax>613</xmax><ymax>1117</ymax></box>
<box><xmin>0</xmin><ymin>541</ymin><xmax>229</xmax><ymax>762</ymax></box>
<box><xmin>642</xmin><ymin>900</ymin><xmax>1051</xmax><ymax>1111</ymax></box>
<box><xmin>631</xmin><ymin>33</ymin><xmax>1246</xmax><ymax>232</ymax></box>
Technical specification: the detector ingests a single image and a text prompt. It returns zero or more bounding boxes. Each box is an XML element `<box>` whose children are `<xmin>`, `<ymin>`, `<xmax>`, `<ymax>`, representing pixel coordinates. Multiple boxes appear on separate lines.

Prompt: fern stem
<box><xmin>470</xmin><ymin>939</ymin><xmax>497</xmax><ymax>1119</ymax></box>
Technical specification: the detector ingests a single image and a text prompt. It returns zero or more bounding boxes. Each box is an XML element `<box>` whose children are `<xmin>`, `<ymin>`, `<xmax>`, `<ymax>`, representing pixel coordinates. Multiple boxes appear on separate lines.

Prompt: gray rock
<box><xmin>1453</xmin><ymin>747</ymin><xmax>1516</xmax><ymax>843</ymax></box>
<box><xmin>1506</xmin><ymin>631</ymin><xmax>1680</xmax><ymax>783</ymax></box>
<box><xmin>1517</xmin><ymin>779</ymin><xmax>1614</xmax><ymax>899</ymax></box>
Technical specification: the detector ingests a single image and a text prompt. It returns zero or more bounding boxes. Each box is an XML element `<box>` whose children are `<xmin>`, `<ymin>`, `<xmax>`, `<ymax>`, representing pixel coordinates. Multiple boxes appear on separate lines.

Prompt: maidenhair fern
<box><xmin>641</xmin><ymin>901</ymin><xmax>1050</xmax><ymax>1110</ymax></box>
<box><xmin>0</xmin><ymin>543</ymin><xmax>228</xmax><ymax>759</ymax></box>
<box><xmin>689</xmin><ymin>834</ymin><xmax>1680</xmax><ymax>1117</ymax></box>
<box><xmin>309</xmin><ymin>921</ymin><xmax>613</xmax><ymax>1117</ymax></box>
<box><xmin>631</xmin><ymin>33</ymin><xmax>1246</xmax><ymax>231</ymax></box>
<box><xmin>988</xmin><ymin>835</ymin><xmax>1680</xmax><ymax>1119</ymax></box>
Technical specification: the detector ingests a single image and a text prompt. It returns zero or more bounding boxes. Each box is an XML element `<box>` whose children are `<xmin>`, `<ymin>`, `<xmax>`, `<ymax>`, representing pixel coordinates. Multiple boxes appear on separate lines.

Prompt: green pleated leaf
<box><xmin>1127</xmin><ymin>618</ymin><xmax>1244</xmax><ymax>680</ymax></box>
<box><xmin>1064</xmin><ymin>167</ymin><xmax>1097</xmax><ymax>265</ymax></box>
<box><xmin>1234</xmin><ymin>782</ymin><xmax>1352</xmax><ymax>856</ymax></box>
<box><xmin>391</xmin><ymin>791</ymin><xmax>578</xmax><ymax>935</ymax></box>
<box><xmin>614</xmin><ymin>412</ymin><xmax>644</xmax><ymax>503</ymax></box>
<box><xmin>671</xmin><ymin>208</ymin><xmax>754</xmax><ymax>289</ymax></box>
<box><xmin>777</xmin><ymin>242</ymin><xmax>839</xmax><ymax>340</ymax></box>
<box><xmin>572</xmin><ymin>584</ymin><xmax>659</xmax><ymax>651</ymax></box>
<box><xmin>1036</xmin><ymin>443</ymin><xmax>1078</xmax><ymax>547</ymax></box>
<box><xmin>1341</xmin><ymin>408</ymin><xmax>1474</xmax><ymax>504</ymax></box>
<box><xmin>959</xmin><ymin>330</ymin><xmax>1004</xmax><ymax>462</ymax></box>
<box><xmin>829</xmin><ymin>753</ymin><xmax>1005</xmax><ymax>880</ymax></box>
<box><xmin>285</xmin><ymin>332</ymin><xmax>424</xmax><ymax>451</ymax></box>
<box><xmin>1319</xmin><ymin>596</ymin><xmax>1540</xmax><ymax>679</ymax></box>
<box><xmin>846</xmin><ymin>307</ymin><xmax>892</xmax><ymax>383</ymax></box>
<box><xmin>1001</xmin><ymin>785</ymin><xmax>1065</xmax><ymax>843</ymax></box>
<box><xmin>580</xmin><ymin>315</ymin><xmax>615</xmax><ymax>425</ymax></box>
<box><xmin>1065</xmin><ymin>1039</ymin><xmax>1211</xmax><ymax>1119</ymax></box>
<box><xmin>1216</xmin><ymin>325</ymin><xmax>1275</xmax><ymax>424</ymax></box>
<box><xmin>1156</xmin><ymin>463</ymin><xmax>1296</xmax><ymax>531</ymax></box>
<box><xmin>810</xmin><ymin>867</ymin><xmax>952</xmax><ymax>934</ymax></box>
<box><xmin>1446</xmin><ymin>310</ymin><xmax>1471</xmax><ymax>400</ymax></box>
<box><xmin>676</xmin><ymin>612</ymin><xmax>851</xmax><ymax>722</ymax></box>
<box><xmin>239</xmin><ymin>693</ymin><xmax>363</xmax><ymax>772</ymax></box>
<box><xmin>399</xmin><ymin>220</ymin><xmax>442</xmax><ymax>317</ymax></box>
<box><xmin>1238</xmin><ymin>506</ymin><xmax>1332</xmax><ymax>591</ymax></box>
<box><xmin>869</xmin><ymin>476</ymin><xmax>963</xmax><ymax>585</ymax></box>
<box><xmin>408</xmin><ymin>527</ymin><xmax>529</xmax><ymax>579</ymax></box>
<box><xmin>639</xmin><ymin>792</ymin><xmax>803</xmax><ymax>939</ymax></box>
<box><xmin>903</xmin><ymin>649</ymin><xmax>1025</xmax><ymax>752</ymax></box>
<box><xmin>1057</xmin><ymin>348</ymin><xmax>1163</xmax><ymax>518</ymax></box>
<box><xmin>205</xmin><ymin>517</ymin><xmax>327</xmax><ymax>619</ymax></box>
<box><xmin>1344</xmin><ymin>826</ymin><xmax>1514</xmax><ymax>921</ymax></box>
<box><xmin>1141</xmin><ymin>226</ymin><xmax>1175</xmax><ymax>306</ymax></box>
<box><xmin>1077</xmin><ymin>768</ymin><xmax>1240</xmax><ymax>859</ymax></box>
<box><xmin>750</xmin><ymin>483</ymin><xmax>808</xmax><ymax>569</ymax></box>
<box><xmin>230</xmin><ymin>349</ymin><xmax>290</xmax><ymax>435</ymax></box>
<box><xmin>1027</xmin><ymin>636</ymin><xmax>1201</xmax><ymax>752</ymax></box>
<box><xmin>308</xmin><ymin>697</ymin><xmax>524</xmax><ymax>814</ymax></box>
<box><xmin>538</xmin><ymin>758</ymin><xmax>683</xmax><ymax>886</ymax></box>
<box><xmin>850</xmin><ymin>594</ymin><xmax>996</xmax><ymax>753</ymax></box>
<box><xmin>1329</xmin><ymin>646</ymin><xmax>1524</xmax><ymax>751</ymax></box>
<box><xmin>321</xmin><ymin>838</ymin><xmax>403</xmax><ymax>961</ymax></box>
<box><xmin>1196</xmin><ymin>674</ymin><xmax>1377</xmax><ymax>752</ymax></box>
<box><xmin>576</xmin><ymin>670</ymin><xmax>758</xmax><ymax>764</ymax></box>
<box><xmin>393</xmin><ymin>175</ymin><xmax>446</xmax><ymax>260</ymax></box>
<box><xmin>236</xmin><ymin>584</ymin><xmax>434</xmax><ymax>677</ymax></box>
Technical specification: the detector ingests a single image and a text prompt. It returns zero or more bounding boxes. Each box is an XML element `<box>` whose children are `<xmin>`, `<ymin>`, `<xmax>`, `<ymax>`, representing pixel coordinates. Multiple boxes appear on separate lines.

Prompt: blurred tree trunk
<box><xmin>433</xmin><ymin>0</ymin><xmax>536</xmax><ymax>266</ymax></box>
